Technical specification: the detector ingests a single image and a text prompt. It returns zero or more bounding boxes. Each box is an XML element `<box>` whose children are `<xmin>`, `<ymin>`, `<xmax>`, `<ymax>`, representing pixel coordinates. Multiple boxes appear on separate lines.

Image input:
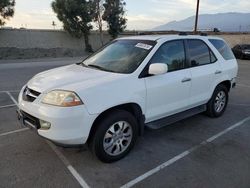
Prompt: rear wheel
<box><xmin>89</xmin><ymin>110</ymin><xmax>138</xmax><ymax>163</ymax></box>
<box><xmin>206</xmin><ymin>84</ymin><xmax>228</xmax><ymax>118</ymax></box>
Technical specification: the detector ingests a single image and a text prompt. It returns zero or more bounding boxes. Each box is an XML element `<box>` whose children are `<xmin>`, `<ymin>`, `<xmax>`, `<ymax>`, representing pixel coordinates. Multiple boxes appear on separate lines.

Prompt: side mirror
<box><xmin>148</xmin><ymin>63</ymin><xmax>168</xmax><ymax>75</ymax></box>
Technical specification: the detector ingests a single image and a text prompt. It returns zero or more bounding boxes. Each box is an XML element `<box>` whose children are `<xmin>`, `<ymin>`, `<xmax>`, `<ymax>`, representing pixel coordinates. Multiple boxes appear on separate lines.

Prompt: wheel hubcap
<box><xmin>214</xmin><ymin>91</ymin><xmax>226</xmax><ymax>113</ymax></box>
<box><xmin>103</xmin><ymin>121</ymin><xmax>132</xmax><ymax>156</ymax></box>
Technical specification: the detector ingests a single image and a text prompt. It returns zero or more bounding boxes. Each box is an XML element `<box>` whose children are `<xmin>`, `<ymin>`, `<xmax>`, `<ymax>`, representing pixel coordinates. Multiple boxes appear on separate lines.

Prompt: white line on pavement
<box><xmin>121</xmin><ymin>116</ymin><xmax>250</xmax><ymax>188</ymax></box>
<box><xmin>46</xmin><ymin>141</ymin><xmax>90</xmax><ymax>188</ymax></box>
<box><xmin>6</xmin><ymin>91</ymin><xmax>18</xmax><ymax>105</ymax></box>
<box><xmin>0</xmin><ymin>104</ymin><xmax>17</xmax><ymax>109</ymax></box>
<box><xmin>0</xmin><ymin>128</ymin><xmax>29</xmax><ymax>137</ymax></box>
<box><xmin>2</xmin><ymin>91</ymin><xmax>89</xmax><ymax>187</ymax></box>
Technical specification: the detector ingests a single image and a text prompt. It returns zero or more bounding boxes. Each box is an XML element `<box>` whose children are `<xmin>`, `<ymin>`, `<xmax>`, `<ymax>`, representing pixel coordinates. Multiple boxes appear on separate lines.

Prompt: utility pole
<box><xmin>194</xmin><ymin>0</ymin><xmax>200</xmax><ymax>34</ymax></box>
<box><xmin>52</xmin><ymin>21</ymin><xmax>56</xmax><ymax>30</ymax></box>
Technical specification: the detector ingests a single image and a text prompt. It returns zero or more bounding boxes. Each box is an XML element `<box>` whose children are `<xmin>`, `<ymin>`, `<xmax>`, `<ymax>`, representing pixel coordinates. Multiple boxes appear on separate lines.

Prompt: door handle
<box><xmin>181</xmin><ymin>78</ymin><xmax>191</xmax><ymax>83</ymax></box>
<box><xmin>215</xmin><ymin>70</ymin><xmax>222</xmax><ymax>74</ymax></box>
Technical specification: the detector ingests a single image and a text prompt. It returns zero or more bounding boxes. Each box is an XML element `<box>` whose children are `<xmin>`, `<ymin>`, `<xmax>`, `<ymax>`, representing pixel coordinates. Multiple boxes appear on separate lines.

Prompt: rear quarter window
<box><xmin>186</xmin><ymin>39</ymin><xmax>217</xmax><ymax>67</ymax></box>
<box><xmin>209</xmin><ymin>39</ymin><xmax>235</xmax><ymax>60</ymax></box>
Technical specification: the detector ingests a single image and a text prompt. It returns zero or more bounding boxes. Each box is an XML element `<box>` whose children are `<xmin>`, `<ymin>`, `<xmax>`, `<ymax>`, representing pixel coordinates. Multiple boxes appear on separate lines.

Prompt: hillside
<box><xmin>152</xmin><ymin>12</ymin><xmax>250</xmax><ymax>32</ymax></box>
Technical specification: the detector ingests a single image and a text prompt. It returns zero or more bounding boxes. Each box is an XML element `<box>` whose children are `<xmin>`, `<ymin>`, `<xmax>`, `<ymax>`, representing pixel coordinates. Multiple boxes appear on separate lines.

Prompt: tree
<box><xmin>52</xmin><ymin>0</ymin><xmax>94</xmax><ymax>52</ymax></box>
<box><xmin>0</xmin><ymin>0</ymin><xmax>15</xmax><ymax>26</ymax></box>
<box><xmin>102</xmin><ymin>0</ymin><xmax>127</xmax><ymax>39</ymax></box>
<box><xmin>92</xmin><ymin>0</ymin><xmax>105</xmax><ymax>45</ymax></box>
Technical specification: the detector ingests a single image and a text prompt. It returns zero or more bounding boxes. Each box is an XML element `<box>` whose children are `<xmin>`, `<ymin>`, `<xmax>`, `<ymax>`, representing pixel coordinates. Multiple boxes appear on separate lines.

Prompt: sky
<box><xmin>4</xmin><ymin>0</ymin><xmax>250</xmax><ymax>30</ymax></box>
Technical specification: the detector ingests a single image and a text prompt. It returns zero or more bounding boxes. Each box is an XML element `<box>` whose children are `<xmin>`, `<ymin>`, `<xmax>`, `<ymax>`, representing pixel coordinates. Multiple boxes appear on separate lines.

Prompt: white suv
<box><xmin>17</xmin><ymin>35</ymin><xmax>238</xmax><ymax>162</ymax></box>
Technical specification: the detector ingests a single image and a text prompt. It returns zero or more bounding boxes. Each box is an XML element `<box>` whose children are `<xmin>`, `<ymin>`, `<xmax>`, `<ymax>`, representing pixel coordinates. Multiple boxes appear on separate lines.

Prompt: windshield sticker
<box><xmin>135</xmin><ymin>43</ymin><xmax>153</xmax><ymax>50</ymax></box>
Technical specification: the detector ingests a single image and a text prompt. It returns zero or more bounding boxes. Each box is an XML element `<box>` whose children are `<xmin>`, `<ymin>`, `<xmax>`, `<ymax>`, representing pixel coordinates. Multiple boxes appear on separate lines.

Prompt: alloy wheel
<box><xmin>103</xmin><ymin>121</ymin><xmax>133</xmax><ymax>156</ymax></box>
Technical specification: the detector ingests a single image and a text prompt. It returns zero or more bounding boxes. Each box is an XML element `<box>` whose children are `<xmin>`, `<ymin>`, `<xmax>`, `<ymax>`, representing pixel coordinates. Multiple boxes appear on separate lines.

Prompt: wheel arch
<box><xmin>206</xmin><ymin>80</ymin><xmax>230</xmax><ymax>118</ymax></box>
<box><xmin>87</xmin><ymin>103</ymin><xmax>145</xmax><ymax>144</ymax></box>
<box><xmin>209</xmin><ymin>80</ymin><xmax>231</xmax><ymax>101</ymax></box>
<box><xmin>218</xmin><ymin>80</ymin><xmax>231</xmax><ymax>92</ymax></box>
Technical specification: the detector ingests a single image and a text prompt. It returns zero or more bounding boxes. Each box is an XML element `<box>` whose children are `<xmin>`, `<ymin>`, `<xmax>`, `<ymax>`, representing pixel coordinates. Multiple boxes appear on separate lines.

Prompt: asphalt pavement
<box><xmin>0</xmin><ymin>58</ymin><xmax>250</xmax><ymax>188</ymax></box>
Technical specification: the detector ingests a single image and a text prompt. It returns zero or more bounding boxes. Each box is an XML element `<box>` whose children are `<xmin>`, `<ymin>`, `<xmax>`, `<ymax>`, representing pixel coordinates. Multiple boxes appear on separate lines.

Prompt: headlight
<box><xmin>42</xmin><ymin>90</ymin><xmax>83</xmax><ymax>107</ymax></box>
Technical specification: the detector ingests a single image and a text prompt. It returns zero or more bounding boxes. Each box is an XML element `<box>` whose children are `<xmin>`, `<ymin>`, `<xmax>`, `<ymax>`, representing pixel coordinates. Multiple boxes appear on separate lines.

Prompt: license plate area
<box><xmin>17</xmin><ymin>110</ymin><xmax>40</xmax><ymax>130</ymax></box>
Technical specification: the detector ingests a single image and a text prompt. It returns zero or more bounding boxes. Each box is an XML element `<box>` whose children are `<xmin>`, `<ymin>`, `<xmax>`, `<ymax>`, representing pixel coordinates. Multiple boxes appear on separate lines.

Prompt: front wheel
<box><xmin>89</xmin><ymin>110</ymin><xmax>138</xmax><ymax>163</ymax></box>
<box><xmin>206</xmin><ymin>84</ymin><xmax>229</xmax><ymax>118</ymax></box>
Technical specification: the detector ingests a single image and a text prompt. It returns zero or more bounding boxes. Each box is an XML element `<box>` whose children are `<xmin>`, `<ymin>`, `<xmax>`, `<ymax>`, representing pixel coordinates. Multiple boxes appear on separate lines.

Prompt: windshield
<box><xmin>82</xmin><ymin>39</ymin><xmax>156</xmax><ymax>74</ymax></box>
<box><xmin>242</xmin><ymin>45</ymin><xmax>250</xmax><ymax>50</ymax></box>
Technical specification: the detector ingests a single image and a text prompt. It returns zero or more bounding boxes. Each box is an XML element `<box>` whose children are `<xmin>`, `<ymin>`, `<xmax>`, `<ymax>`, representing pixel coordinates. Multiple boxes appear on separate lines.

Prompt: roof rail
<box><xmin>200</xmin><ymin>33</ymin><xmax>208</xmax><ymax>36</ymax></box>
<box><xmin>179</xmin><ymin>32</ymin><xmax>188</xmax><ymax>36</ymax></box>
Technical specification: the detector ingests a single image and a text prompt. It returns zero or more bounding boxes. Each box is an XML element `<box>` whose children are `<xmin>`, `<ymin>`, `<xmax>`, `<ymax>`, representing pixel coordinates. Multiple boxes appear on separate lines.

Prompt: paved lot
<box><xmin>0</xmin><ymin>58</ymin><xmax>250</xmax><ymax>188</ymax></box>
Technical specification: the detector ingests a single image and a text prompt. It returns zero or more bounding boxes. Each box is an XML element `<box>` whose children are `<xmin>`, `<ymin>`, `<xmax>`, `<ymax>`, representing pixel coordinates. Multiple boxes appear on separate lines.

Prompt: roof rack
<box><xmin>179</xmin><ymin>32</ymin><xmax>188</xmax><ymax>36</ymax></box>
<box><xmin>200</xmin><ymin>33</ymin><xmax>208</xmax><ymax>36</ymax></box>
<box><xmin>138</xmin><ymin>32</ymin><xmax>146</xmax><ymax>35</ymax></box>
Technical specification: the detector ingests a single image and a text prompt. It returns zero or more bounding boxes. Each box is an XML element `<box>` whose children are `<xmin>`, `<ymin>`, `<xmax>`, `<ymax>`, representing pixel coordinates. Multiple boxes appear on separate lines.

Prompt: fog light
<box><xmin>39</xmin><ymin>120</ymin><xmax>51</xmax><ymax>130</ymax></box>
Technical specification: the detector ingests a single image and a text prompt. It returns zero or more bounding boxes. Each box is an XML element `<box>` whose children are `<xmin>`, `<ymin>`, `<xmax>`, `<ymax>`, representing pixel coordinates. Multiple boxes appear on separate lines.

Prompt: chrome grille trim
<box><xmin>22</xmin><ymin>87</ymin><xmax>41</xmax><ymax>102</ymax></box>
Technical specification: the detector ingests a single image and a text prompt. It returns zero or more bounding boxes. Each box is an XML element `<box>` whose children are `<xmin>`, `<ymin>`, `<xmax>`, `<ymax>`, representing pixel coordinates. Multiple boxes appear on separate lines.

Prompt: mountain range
<box><xmin>152</xmin><ymin>12</ymin><xmax>250</xmax><ymax>32</ymax></box>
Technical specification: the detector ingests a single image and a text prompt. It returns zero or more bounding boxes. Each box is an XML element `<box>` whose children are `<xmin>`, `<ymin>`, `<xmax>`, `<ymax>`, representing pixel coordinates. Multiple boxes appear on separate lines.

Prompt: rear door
<box><xmin>209</xmin><ymin>39</ymin><xmax>238</xmax><ymax>83</ymax></box>
<box><xmin>185</xmin><ymin>39</ymin><xmax>221</xmax><ymax>108</ymax></box>
<box><xmin>144</xmin><ymin>40</ymin><xmax>192</xmax><ymax>122</ymax></box>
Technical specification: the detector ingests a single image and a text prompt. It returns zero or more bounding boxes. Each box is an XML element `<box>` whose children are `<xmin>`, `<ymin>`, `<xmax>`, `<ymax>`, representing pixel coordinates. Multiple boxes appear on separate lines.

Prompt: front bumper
<box><xmin>17</xmin><ymin>93</ymin><xmax>98</xmax><ymax>145</ymax></box>
<box><xmin>231</xmin><ymin>77</ymin><xmax>237</xmax><ymax>88</ymax></box>
<box><xmin>17</xmin><ymin>109</ymin><xmax>40</xmax><ymax>130</ymax></box>
<box><xmin>243</xmin><ymin>53</ymin><xmax>250</xmax><ymax>58</ymax></box>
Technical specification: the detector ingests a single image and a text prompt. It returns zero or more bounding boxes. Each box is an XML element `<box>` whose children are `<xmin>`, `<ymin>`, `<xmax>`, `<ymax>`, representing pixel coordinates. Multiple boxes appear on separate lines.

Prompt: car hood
<box><xmin>27</xmin><ymin>64</ymin><xmax>123</xmax><ymax>93</ymax></box>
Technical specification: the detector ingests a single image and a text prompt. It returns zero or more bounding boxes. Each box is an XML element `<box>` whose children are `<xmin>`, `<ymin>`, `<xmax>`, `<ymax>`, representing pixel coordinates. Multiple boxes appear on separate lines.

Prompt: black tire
<box><xmin>89</xmin><ymin>110</ymin><xmax>138</xmax><ymax>163</ymax></box>
<box><xmin>206</xmin><ymin>84</ymin><xmax>229</xmax><ymax>118</ymax></box>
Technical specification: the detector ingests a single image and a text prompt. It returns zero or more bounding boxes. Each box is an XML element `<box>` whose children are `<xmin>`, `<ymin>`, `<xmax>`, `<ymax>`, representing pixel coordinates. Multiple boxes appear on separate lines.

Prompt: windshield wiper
<box><xmin>80</xmin><ymin>62</ymin><xmax>88</xmax><ymax>67</ymax></box>
<box><xmin>87</xmin><ymin>64</ymin><xmax>116</xmax><ymax>73</ymax></box>
<box><xmin>79</xmin><ymin>62</ymin><xmax>116</xmax><ymax>73</ymax></box>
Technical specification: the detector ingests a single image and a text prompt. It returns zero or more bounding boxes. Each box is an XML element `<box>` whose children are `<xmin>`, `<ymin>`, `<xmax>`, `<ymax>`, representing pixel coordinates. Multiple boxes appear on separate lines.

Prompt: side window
<box><xmin>187</xmin><ymin>39</ymin><xmax>215</xmax><ymax>67</ymax></box>
<box><xmin>150</xmin><ymin>40</ymin><xmax>185</xmax><ymax>72</ymax></box>
<box><xmin>209</xmin><ymin>39</ymin><xmax>235</xmax><ymax>60</ymax></box>
<box><xmin>210</xmin><ymin>51</ymin><xmax>217</xmax><ymax>63</ymax></box>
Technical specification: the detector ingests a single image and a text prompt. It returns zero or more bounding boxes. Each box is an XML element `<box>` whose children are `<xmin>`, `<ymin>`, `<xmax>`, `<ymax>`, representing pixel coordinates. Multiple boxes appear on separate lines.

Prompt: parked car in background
<box><xmin>232</xmin><ymin>44</ymin><xmax>250</xmax><ymax>59</ymax></box>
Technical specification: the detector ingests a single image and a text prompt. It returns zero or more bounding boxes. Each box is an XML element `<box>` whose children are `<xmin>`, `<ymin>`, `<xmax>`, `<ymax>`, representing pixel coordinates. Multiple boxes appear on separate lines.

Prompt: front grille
<box><xmin>20</xmin><ymin>110</ymin><xmax>41</xmax><ymax>129</ymax></box>
<box><xmin>22</xmin><ymin>87</ymin><xmax>41</xmax><ymax>102</ymax></box>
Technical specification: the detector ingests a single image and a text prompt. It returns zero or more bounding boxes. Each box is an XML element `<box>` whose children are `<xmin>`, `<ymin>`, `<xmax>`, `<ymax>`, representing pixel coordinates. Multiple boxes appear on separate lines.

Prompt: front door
<box><xmin>144</xmin><ymin>40</ymin><xmax>192</xmax><ymax>122</ymax></box>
